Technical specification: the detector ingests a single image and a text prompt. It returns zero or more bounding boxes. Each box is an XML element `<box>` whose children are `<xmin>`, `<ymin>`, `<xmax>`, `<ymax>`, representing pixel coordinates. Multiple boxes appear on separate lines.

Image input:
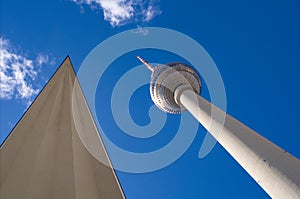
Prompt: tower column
<box><xmin>174</xmin><ymin>85</ymin><xmax>300</xmax><ymax>199</ymax></box>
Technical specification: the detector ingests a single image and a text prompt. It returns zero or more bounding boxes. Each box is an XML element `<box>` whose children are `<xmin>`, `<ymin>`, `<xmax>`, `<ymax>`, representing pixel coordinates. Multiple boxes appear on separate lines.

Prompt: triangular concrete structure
<box><xmin>0</xmin><ymin>57</ymin><xmax>125</xmax><ymax>199</ymax></box>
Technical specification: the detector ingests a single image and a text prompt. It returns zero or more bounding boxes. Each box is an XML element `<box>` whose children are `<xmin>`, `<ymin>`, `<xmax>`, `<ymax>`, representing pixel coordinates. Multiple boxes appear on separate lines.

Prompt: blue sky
<box><xmin>1</xmin><ymin>0</ymin><xmax>300</xmax><ymax>198</ymax></box>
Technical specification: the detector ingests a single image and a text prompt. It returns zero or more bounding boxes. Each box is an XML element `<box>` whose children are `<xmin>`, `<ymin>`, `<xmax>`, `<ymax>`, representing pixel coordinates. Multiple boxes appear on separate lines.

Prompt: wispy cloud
<box><xmin>0</xmin><ymin>37</ymin><xmax>54</xmax><ymax>105</ymax></box>
<box><xmin>71</xmin><ymin>0</ymin><xmax>161</xmax><ymax>27</ymax></box>
<box><xmin>36</xmin><ymin>54</ymin><xmax>50</xmax><ymax>66</ymax></box>
<box><xmin>131</xmin><ymin>26</ymin><xmax>149</xmax><ymax>35</ymax></box>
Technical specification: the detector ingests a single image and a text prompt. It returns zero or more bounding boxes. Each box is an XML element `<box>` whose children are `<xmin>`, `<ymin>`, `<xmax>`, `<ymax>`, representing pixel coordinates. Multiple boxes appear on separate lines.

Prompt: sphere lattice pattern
<box><xmin>150</xmin><ymin>62</ymin><xmax>201</xmax><ymax>114</ymax></box>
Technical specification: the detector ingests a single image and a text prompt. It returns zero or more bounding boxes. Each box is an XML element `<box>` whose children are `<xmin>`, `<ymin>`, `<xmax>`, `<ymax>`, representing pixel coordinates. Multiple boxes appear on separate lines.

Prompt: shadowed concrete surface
<box><xmin>0</xmin><ymin>57</ymin><xmax>125</xmax><ymax>199</ymax></box>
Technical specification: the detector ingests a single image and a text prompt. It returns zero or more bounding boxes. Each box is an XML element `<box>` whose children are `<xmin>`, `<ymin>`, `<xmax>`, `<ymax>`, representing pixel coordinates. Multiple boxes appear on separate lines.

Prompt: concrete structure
<box><xmin>138</xmin><ymin>56</ymin><xmax>300</xmax><ymax>199</ymax></box>
<box><xmin>0</xmin><ymin>57</ymin><xmax>125</xmax><ymax>199</ymax></box>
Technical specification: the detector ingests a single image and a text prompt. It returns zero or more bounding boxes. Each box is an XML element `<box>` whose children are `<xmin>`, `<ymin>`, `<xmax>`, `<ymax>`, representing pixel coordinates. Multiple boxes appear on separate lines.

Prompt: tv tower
<box><xmin>137</xmin><ymin>56</ymin><xmax>300</xmax><ymax>198</ymax></box>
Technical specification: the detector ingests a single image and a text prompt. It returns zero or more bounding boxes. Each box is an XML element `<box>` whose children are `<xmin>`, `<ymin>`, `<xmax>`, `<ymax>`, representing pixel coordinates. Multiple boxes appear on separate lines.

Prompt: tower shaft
<box><xmin>174</xmin><ymin>85</ymin><xmax>300</xmax><ymax>198</ymax></box>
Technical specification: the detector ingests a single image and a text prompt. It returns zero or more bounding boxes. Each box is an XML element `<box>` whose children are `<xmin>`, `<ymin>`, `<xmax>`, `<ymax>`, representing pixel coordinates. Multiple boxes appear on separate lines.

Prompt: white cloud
<box><xmin>0</xmin><ymin>37</ymin><xmax>52</xmax><ymax>103</ymax></box>
<box><xmin>36</xmin><ymin>54</ymin><xmax>49</xmax><ymax>66</ymax></box>
<box><xmin>143</xmin><ymin>4</ymin><xmax>157</xmax><ymax>22</ymax></box>
<box><xmin>71</xmin><ymin>0</ymin><xmax>161</xmax><ymax>26</ymax></box>
<box><xmin>131</xmin><ymin>26</ymin><xmax>149</xmax><ymax>35</ymax></box>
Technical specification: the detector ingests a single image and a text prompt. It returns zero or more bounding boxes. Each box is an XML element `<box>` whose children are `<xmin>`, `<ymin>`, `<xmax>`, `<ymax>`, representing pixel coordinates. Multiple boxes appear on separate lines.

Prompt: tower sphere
<box><xmin>149</xmin><ymin>62</ymin><xmax>201</xmax><ymax>114</ymax></box>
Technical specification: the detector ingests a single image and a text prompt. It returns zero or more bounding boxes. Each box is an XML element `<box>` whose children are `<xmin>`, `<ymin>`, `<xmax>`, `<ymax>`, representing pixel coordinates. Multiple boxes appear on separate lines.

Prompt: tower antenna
<box><xmin>137</xmin><ymin>56</ymin><xmax>155</xmax><ymax>72</ymax></box>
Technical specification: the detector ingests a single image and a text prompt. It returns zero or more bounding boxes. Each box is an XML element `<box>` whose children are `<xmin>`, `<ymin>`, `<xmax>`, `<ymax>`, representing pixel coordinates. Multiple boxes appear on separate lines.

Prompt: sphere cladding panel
<box><xmin>150</xmin><ymin>63</ymin><xmax>201</xmax><ymax>114</ymax></box>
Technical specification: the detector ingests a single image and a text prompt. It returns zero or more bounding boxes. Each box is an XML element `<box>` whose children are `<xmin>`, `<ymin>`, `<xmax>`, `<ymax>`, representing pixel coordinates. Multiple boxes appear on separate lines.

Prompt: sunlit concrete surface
<box><xmin>0</xmin><ymin>57</ymin><xmax>125</xmax><ymax>199</ymax></box>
